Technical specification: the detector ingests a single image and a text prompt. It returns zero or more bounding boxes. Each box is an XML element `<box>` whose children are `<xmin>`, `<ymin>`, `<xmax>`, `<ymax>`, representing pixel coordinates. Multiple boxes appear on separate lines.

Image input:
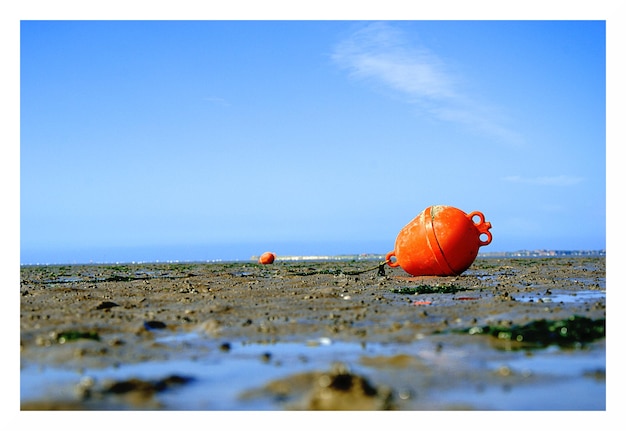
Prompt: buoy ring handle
<box><xmin>385</xmin><ymin>251</ymin><xmax>400</xmax><ymax>267</ymax></box>
<box><xmin>478</xmin><ymin>231</ymin><xmax>492</xmax><ymax>246</ymax></box>
<box><xmin>468</xmin><ymin>211</ymin><xmax>493</xmax><ymax>246</ymax></box>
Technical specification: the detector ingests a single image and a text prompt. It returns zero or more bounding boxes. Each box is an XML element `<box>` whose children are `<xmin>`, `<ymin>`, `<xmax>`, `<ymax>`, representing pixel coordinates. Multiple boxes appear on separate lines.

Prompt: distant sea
<box><xmin>20</xmin><ymin>240</ymin><xmax>390</xmax><ymax>266</ymax></box>
<box><xmin>19</xmin><ymin>241</ymin><xmax>606</xmax><ymax>266</ymax></box>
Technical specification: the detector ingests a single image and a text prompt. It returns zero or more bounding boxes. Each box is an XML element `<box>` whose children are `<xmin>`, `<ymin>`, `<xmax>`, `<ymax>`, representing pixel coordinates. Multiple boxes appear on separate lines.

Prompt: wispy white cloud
<box><xmin>332</xmin><ymin>22</ymin><xmax>456</xmax><ymax>100</ymax></box>
<box><xmin>332</xmin><ymin>22</ymin><xmax>523</xmax><ymax>146</ymax></box>
<box><xmin>503</xmin><ymin>175</ymin><xmax>584</xmax><ymax>186</ymax></box>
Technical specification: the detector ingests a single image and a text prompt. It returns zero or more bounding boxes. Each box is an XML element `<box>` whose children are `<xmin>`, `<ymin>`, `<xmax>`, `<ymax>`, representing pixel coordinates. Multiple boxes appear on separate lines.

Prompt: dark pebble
<box><xmin>143</xmin><ymin>320</ymin><xmax>167</xmax><ymax>330</ymax></box>
<box><xmin>96</xmin><ymin>301</ymin><xmax>120</xmax><ymax>310</ymax></box>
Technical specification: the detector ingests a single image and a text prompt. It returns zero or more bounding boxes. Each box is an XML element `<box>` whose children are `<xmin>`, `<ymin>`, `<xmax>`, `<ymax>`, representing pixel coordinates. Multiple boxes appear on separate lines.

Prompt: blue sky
<box><xmin>19</xmin><ymin>19</ymin><xmax>607</xmax><ymax>264</ymax></box>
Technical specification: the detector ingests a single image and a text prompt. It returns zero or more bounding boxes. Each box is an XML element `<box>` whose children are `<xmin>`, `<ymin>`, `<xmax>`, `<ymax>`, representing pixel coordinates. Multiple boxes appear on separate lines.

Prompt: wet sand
<box><xmin>20</xmin><ymin>256</ymin><xmax>606</xmax><ymax>410</ymax></box>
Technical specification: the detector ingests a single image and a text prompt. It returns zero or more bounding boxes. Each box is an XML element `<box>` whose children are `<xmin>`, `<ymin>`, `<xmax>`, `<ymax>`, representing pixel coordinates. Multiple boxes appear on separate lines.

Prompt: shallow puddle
<box><xmin>517</xmin><ymin>290</ymin><xmax>606</xmax><ymax>304</ymax></box>
<box><xmin>21</xmin><ymin>331</ymin><xmax>605</xmax><ymax>410</ymax></box>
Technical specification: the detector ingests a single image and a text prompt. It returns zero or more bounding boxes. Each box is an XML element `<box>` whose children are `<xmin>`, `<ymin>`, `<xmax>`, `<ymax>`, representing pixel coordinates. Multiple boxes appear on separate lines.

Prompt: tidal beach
<box><xmin>20</xmin><ymin>256</ymin><xmax>606</xmax><ymax>410</ymax></box>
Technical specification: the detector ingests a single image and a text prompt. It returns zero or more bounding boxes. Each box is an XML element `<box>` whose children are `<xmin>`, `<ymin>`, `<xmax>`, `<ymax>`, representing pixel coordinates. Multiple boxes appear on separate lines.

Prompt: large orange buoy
<box><xmin>385</xmin><ymin>205</ymin><xmax>492</xmax><ymax>276</ymax></box>
<box><xmin>258</xmin><ymin>252</ymin><xmax>276</xmax><ymax>264</ymax></box>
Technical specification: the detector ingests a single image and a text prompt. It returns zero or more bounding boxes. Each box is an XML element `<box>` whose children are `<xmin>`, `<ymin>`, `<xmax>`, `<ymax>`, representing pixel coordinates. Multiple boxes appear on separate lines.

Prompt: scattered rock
<box><xmin>143</xmin><ymin>320</ymin><xmax>167</xmax><ymax>330</ymax></box>
<box><xmin>96</xmin><ymin>301</ymin><xmax>120</xmax><ymax>310</ymax></box>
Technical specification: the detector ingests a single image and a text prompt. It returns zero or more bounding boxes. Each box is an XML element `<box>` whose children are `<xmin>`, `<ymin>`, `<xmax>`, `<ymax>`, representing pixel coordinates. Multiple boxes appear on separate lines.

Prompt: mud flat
<box><xmin>20</xmin><ymin>256</ymin><xmax>606</xmax><ymax>411</ymax></box>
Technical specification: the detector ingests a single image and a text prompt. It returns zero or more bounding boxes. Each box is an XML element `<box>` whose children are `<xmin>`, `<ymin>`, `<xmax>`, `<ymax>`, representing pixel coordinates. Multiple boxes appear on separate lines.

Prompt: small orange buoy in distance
<box><xmin>258</xmin><ymin>252</ymin><xmax>276</xmax><ymax>264</ymax></box>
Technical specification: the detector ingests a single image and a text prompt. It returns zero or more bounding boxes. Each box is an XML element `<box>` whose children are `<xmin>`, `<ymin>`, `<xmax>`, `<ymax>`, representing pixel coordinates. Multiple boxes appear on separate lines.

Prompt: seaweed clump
<box><xmin>461</xmin><ymin>315</ymin><xmax>605</xmax><ymax>347</ymax></box>
<box><xmin>56</xmin><ymin>331</ymin><xmax>100</xmax><ymax>343</ymax></box>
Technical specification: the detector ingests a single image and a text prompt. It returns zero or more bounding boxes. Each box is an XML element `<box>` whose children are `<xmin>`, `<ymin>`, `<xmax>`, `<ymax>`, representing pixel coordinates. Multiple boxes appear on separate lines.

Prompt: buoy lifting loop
<box><xmin>385</xmin><ymin>251</ymin><xmax>400</xmax><ymax>267</ymax></box>
<box><xmin>468</xmin><ymin>211</ymin><xmax>492</xmax><ymax>246</ymax></box>
<box><xmin>478</xmin><ymin>230</ymin><xmax>492</xmax><ymax>246</ymax></box>
<box><xmin>468</xmin><ymin>211</ymin><xmax>485</xmax><ymax>225</ymax></box>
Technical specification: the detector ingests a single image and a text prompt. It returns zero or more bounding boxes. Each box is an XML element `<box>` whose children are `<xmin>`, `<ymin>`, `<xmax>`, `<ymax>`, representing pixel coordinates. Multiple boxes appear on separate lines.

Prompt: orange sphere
<box><xmin>386</xmin><ymin>205</ymin><xmax>492</xmax><ymax>276</ymax></box>
<box><xmin>258</xmin><ymin>252</ymin><xmax>276</xmax><ymax>264</ymax></box>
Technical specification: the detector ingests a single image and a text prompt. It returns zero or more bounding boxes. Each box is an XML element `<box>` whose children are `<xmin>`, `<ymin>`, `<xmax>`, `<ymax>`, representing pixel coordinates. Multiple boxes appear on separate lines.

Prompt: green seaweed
<box><xmin>57</xmin><ymin>331</ymin><xmax>100</xmax><ymax>343</ymax></box>
<box><xmin>392</xmin><ymin>285</ymin><xmax>468</xmax><ymax>295</ymax></box>
<box><xmin>459</xmin><ymin>315</ymin><xmax>605</xmax><ymax>347</ymax></box>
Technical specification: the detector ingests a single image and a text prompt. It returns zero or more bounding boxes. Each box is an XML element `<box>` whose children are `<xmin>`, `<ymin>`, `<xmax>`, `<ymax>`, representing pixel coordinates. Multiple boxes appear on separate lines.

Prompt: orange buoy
<box><xmin>258</xmin><ymin>252</ymin><xmax>276</xmax><ymax>264</ymax></box>
<box><xmin>385</xmin><ymin>205</ymin><xmax>492</xmax><ymax>276</ymax></box>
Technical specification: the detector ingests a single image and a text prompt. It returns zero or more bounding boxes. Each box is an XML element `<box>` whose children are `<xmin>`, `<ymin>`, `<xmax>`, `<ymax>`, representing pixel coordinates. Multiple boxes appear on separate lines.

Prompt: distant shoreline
<box><xmin>20</xmin><ymin>249</ymin><xmax>606</xmax><ymax>267</ymax></box>
<box><xmin>258</xmin><ymin>249</ymin><xmax>606</xmax><ymax>262</ymax></box>
<box><xmin>478</xmin><ymin>249</ymin><xmax>606</xmax><ymax>258</ymax></box>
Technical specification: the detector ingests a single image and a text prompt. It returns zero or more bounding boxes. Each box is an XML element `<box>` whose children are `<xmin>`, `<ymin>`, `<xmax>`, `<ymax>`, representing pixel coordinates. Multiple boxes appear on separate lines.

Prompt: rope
<box><xmin>289</xmin><ymin>260</ymin><xmax>390</xmax><ymax>277</ymax></box>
